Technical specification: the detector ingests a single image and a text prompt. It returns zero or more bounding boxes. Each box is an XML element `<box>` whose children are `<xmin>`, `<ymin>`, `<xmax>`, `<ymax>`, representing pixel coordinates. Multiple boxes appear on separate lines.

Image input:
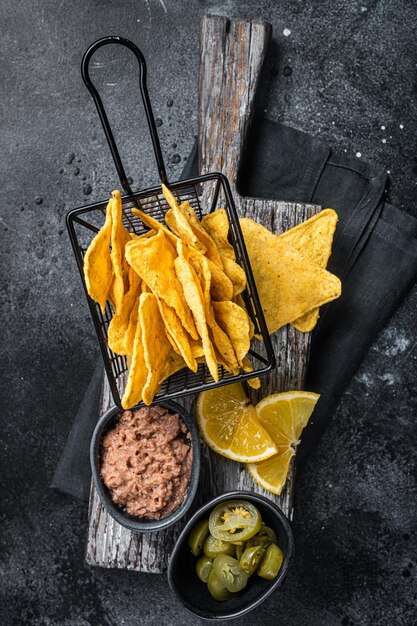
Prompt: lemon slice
<box><xmin>247</xmin><ymin>448</ymin><xmax>295</xmax><ymax>495</ymax></box>
<box><xmin>247</xmin><ymin>391</ymin><xmax>319</xmax><ymax>494</ymax></box>
<box><xmin>256</xmin><ymin>391</ymin><xmax>320</xmax><ymax>444</ymax></box>
<box><xmin>196</xmin><ymin>383</ymin><xmax>278</xmax><ymax>463</ymax></box>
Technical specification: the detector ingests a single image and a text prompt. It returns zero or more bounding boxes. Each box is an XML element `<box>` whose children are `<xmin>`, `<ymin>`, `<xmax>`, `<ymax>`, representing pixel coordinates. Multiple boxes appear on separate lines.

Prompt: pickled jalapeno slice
<box><xmin>235</xmin><ymin>542</ymin><xmax>245</xmax><ymax>561</ymax></box>
<box><xmin>207</xmin><ymin>570</ymin><xmax>233</xmax><ymax>601</ymax></box>
<box><xmin>245</xmin><ymin>524</ymin><xmax>277</xmax><ymax>550</ymax></box>
<box><xmin>212</xmin><ymin>554</ymin><xmax>249</xmax><ymax>592</ymax></box>
<box><xmin>188</xmin><ymin>519</ymin><xmax>210</xmax><ymax>556</ymax></box>
<box><xmin>239</xmin><ymin>545</ymin><xmax>265</xmax><ymax>575</ymax></box>
<box><xmin>196</xmin><ymin>555</ymin><xmax>213</xmax><ymax>583</ymax></box>
<box><xmin>208</xmin><ymin>500</ymin><xmax>262</xmax><ymax>542</ymax></box>
<box><xmin>257</xmin><ymin>543</ymin><xmax>284</xmax><ymax>580</ymax></box>
<box><xmin>203</xmin><ymin>535</ymin><xmax>236</xmax><ymax>559</ymax></box>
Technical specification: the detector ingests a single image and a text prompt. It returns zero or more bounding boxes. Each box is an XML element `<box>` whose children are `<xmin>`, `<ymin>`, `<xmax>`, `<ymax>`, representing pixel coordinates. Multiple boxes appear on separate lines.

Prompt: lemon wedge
<box><xmin>196</xmin><ymin>383</ymin><xmax>278</xmax><ymax>463</ymax></box>
<box><xmin>247</xmin><ymin>391</ymin><xmax>319</xmax><ymax>494</ymax></box>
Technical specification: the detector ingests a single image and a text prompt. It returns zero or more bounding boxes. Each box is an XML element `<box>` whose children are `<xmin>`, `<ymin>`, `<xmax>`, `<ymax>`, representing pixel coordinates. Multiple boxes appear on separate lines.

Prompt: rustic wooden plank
<box><xmin>86</xmin><ymin>14</ymin><xmax>321</xmax><ymax>573</ymax></box>
<box><xmin>199</xmin><ymin>16</ymin><xmax>272</xmax><ymax>199</ymax></box>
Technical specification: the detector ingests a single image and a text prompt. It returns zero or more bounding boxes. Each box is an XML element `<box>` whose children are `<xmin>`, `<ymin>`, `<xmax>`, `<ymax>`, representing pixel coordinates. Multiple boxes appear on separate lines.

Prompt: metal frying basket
<box><xmin>66</xmin><ymin>36</ymin><xmax>275</xmax><ymax>407</ymax></box>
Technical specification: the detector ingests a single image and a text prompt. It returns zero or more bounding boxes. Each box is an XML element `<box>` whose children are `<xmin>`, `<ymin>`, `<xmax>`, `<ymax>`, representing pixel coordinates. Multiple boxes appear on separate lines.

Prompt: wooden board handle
<box><xmin>198</xmin><ymin>15</ymin><xmax>272</xmax><ymax>198</ymax></box>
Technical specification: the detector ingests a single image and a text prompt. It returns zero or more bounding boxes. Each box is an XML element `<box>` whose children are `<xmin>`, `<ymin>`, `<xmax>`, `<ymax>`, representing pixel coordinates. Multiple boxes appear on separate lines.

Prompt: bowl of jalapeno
<box><xmin>167</xmin><ymin>491</ymin><xmax>294</xmax><ymax>620</ymax></box>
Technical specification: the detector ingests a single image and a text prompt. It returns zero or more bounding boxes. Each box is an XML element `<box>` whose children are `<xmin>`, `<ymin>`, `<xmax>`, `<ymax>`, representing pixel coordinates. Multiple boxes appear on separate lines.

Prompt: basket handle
<box><xmin>81</xmin><ymin>36</ymin><xmax>168</xmax><ymax>193</ymax></box>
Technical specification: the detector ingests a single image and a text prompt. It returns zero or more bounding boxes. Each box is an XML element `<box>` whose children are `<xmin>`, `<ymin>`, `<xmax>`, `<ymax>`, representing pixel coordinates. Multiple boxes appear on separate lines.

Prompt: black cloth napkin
<box><xmin>52</xmin><ymin>118</ymin><xmax>417</xmax><ymax>500</ymax></box>
<box><xmin>51</xmin><ymin>362</ymin><xmax>103</xmax><ymax>501</ymax></box>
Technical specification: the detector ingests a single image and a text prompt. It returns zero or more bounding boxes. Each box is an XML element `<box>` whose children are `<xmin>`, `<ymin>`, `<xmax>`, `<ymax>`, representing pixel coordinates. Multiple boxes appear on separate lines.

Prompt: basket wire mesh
<box><xmin>66</xmin><ymin>36</ymin><xmax>275</xmax><ymax>407</ymax></box>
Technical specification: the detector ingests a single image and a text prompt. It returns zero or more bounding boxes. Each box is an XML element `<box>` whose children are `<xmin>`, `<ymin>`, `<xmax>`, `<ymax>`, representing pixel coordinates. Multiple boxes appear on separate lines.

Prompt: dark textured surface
<box><xmin>1</xmin><ymin>1</ymin><xmax>416</xmax><ymax>625</ymax></box>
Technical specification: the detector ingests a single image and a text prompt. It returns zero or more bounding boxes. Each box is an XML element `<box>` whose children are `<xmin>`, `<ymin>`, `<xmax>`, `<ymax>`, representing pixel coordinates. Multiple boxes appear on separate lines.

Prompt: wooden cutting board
<box><xmin>85</xmin><ymin>15</ymin><xmax>320</xmax><ymax>573</ymax></box>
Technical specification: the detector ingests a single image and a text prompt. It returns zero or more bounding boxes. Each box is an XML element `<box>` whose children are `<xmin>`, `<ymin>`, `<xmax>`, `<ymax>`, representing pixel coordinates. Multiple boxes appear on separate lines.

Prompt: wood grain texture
<box><xmin>86</xmin><ymin>14</ymin><xmax>321</xmax><ymax>573</ymax></box>
<box><xmin>199</xmin><ymin>16</ymin><xmax>271</xmax><ymax>199</ymax></box>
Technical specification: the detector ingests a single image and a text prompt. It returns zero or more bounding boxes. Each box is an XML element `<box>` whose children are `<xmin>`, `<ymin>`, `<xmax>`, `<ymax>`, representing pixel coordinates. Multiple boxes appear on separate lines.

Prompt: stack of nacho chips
<box><xmin>83</xmin><ymin>188</ymin><xmax>252</xmax><ymax>408</ymax></box>
<box><xmin>83</xmin><ymin>187</ymin><xmax>341</xmax><ymax>408</ymax></box>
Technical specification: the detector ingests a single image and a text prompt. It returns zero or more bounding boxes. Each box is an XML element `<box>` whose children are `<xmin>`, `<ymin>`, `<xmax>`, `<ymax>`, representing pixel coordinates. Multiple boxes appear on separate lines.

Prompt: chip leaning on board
<box><xmin>83</xmin><ymin>186</ymin><xmax>341</xmax><ymax>408</ymax></box>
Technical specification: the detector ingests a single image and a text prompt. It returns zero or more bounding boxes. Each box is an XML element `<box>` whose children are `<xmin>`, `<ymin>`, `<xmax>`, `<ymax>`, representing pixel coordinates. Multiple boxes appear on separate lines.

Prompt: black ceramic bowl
<box><xmin>90</xmin><ymin>400</ymin><xmax>201</xmax><ymax>532</ymax></box>
<box><xmin>168</xmin><ymin>490</ymin><xmax>294</xmax><ymax>620</ymax></box>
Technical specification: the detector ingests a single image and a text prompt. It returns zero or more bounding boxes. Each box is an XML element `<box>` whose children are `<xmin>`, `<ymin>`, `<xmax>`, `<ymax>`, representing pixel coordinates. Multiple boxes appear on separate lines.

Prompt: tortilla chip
<box><xmin>125</xmin><ymin>230</ymin><xmax>198</xmax><ymax>340</ymax></box>
<box><xmin>280</xmin><ymin>209</ymin><xmax>338</xmax><ymax>266</ymax></box>
<box><xmin>157</xmin><ymin>298</ymin><xmax>198</xmax><ymax>372</ymax></box>
<box><xmin>175</xmin><ymin>199</ymin><xmax>223</xmax><ymax>268</ymax></box>
<box><xmin>161</xmin><ymin>185</ymin><xmax>206</xmax><ymax>252</ymax></box>
<box><xmin>159</xmin><ymin>350</ymin><xmax>187</xmax><ymax>383</ymax></box>
<box><xmin>221</xmin><ymin>256</ymin><xmax>246</xmax><ymax>297</ymax></box>
<box><xmin>190</xmin><ymin>339</ymin><xmax>205</xmax><ymax>358</ymax></box>
<box><xmin>195</xmin><ymin>254</ymin><xmax>239</xmax><ymax>375</ymax></box>
<box><xmin>130</xmin><ymin>205</ymin><xmax>177</xmax><ymax>246</ymax></box>
<box><xmin>131</xmin><ymin>229</ymin><xmax>157</xmax><ymax>241</ymax></box>
<box><xmin>139</xmin><ymin>292</ymin><xmax>172</xmax><ymax>405</ymax></box>
<box><xmin>234</xmin><ymin>293</ymin><xmax>255</xmax><ymax>339</ymax></box>
<box><xmin>209</xmin><ymin>260</ymin><xmax>234</xmax><ymax>301</ymax></box>
<box><xmin>239</xmin><ymin>217</ymin><xmax>341</xmax><ymax>334</ymax></box>
<box><xmin>110</xmin><ymin>190</ymin><xmax>131</xmax><ymax>312</ymax></box>
<box><xmin>241</xmin><ymin>357</ymin><xmax>261</xmax><ymax>389</ymax></box>
<box><xmin>280</xmin><ymin>209</ymin><xmax>338</xmax><ymax>332</ymax></box>
<box><xmin>107</xmin><ymin>266</ymin><xmax>141</xmax><ymax>355</ymax></box>
<box><xmin>174</xmin><ymin>253</ymin><xmax>219</xmax><ymax>381</ymax></box>
<box><xmin>161</xmin><ymin>183</ymin><xmax>181</xmax><ymax>213</ymax></box>
<box><xmin>212</xmin><ymin>301</ymin><xmax>250</xmax><ymax>367</ymax></box>
<box><xmin>121</xmin><ymin>301</ymin><xmax>147</xmax><ymax>408</ymax></box>
<box><xmin>186</xmin><ymin>246</ymin><xmax>233</xmax><ymax>301</ymax></box>
<box><xmin>165</xmin><ymin>208</ymin><xmax>206</xmax><ymax>252</ymax></box>
<box><xmin>83</xmin><ymin>197</ymin><xmax>113</xmax><ymax>314</ymax></box>
<box><xmin>202</xmin><ymin>209</ymin><xmax>235</xmax><ymax>260</ymax></box>
<box><xmin>125</xmin><ymin>297</ymin><xmax>139</xmax><ymax>356</ymax></box>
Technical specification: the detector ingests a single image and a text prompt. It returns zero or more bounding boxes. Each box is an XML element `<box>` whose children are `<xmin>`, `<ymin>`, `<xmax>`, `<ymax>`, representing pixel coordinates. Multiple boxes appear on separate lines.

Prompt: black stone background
<box><xmin>1</xmin><ymin>1</ymin><xmax>416</xmax><ymax>624</ymax></box>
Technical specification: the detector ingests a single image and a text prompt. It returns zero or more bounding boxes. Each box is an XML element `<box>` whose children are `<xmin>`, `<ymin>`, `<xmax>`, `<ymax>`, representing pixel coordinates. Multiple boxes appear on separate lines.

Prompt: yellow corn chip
<box><xmin>161</xmin><ymin>183</ymin><xmax>181</xmax><ymax>213</ymax></box>
<box><xmin>125</xmin><ymin>230</ymin><xmax>198</xmax><ymax>340</ymax></box>
<box><xmin>240</xmin><ymin>217</ymin><xmax>341</xmax><ymax>334</ymax></box>
<box><xmin>195</xmin><ymin>253</ymin><xmax>239</xmax><ymax>375</ymax></box>
<box><xmin>107</xmin><ymin>266</ymin><xmax>141</xmax><ymax>355</ymax></box>
<box><xmin>167</xmin><ymin>194</ymin><xmax>223</xmax><ymax>268</ymax></box>
<box><xmin>174</xmin><ymin>253</ymin><xmax>219</xmax><ymax>382</ymax></box>
<box><xmin>241</xmin><ymin>357</ymin><xmax>261</xmax><ymax>389</ymax></box>
<box><xmin>83</xmin><ymin>197</ymin><xmax>113</xmax><ymax>314</ymax></box>
<box><xmin>125</xmin><ymin>297</ymin><xmax>139</xmax><ymax>356</ymax></box>
<box><xmin>121</xmin><ymin>301</ymin><xmax>147</xmax><ymax>408</ymax></box>
<box><xmin>131</xmin><ymin>205</ymin><xmax>177</xmax><ymax>246</ymax></box>
<box><xmin>221</xmin><ymin>256</ymin><xmax>246</xmax><ymax>297</ymax></box>
<box><xmin>202</xmin><ymin>209</ymin><xmax>235</xmax><ymax>260</ymax></box>
<box><xmin>186</xmin><ymin>246</ymin><xmax>233</xmax><ymax>301</ymax></box>
<box><xmin>234</xmin><ymin>293</ymin><xmax>255</xmax><ymax>339</ymax></box>
<box><xmin>212</xmin><ymin>301</ymin><xmax>251</xmax><ymax>367</ymax></box>
<box><xmin>165</xmin><ymin>207</ymin><xmax>206</xmax><ymax>253</ymax></box>
<box><xmin>157</xmin><ymin>298</ymin><xmax>198</xmax><ymax>372</ymax></box>
<box><xmin>280</xmin><ymin>209</ymin><xmax>338</xmax><ymax>332</ymax></box>
<box><xmin>280</xmin><ymin>209</ymin><xmax>338</xmax><ymax>266</ymax></box>
<box><xmin>190</xmin><ymin>339</ymin><xmax>205</xmax><ymax>358</ymax></box>
<box><xmin>139</xmin><ymin>292</ymin><xmax>172</xmax><ymax>405</ymax></box>
<box><xmin>110</xmin><ymin>190</ymin><xmax>131</xmax><ymax>312</ymax></box>
<box><xmin>201</xmin><ymin>209</ymin><xmax>244</xmax><ymax>296</ymax></box>
<box><xmin>159</xmin><ymin>350</ymin><xmax>187</xmax><ymax>383</ymax></box>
